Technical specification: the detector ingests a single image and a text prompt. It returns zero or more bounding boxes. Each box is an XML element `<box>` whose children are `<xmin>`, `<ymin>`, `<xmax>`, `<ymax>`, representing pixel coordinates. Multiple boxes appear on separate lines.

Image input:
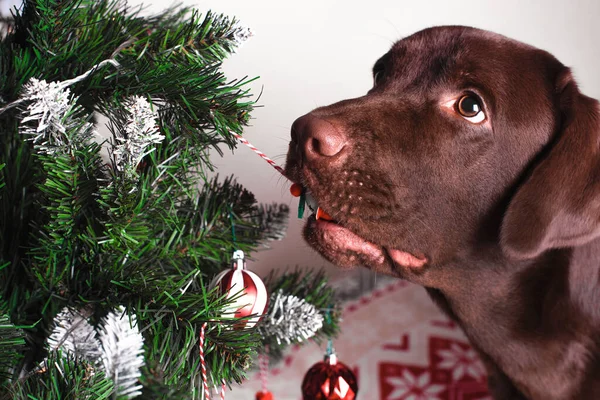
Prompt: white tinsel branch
<box><xmin>0</xmin><ymin>59</ymin><xmax>119</xmax><ymax>116</ymax></box>
<box><xmin>112</xmin><ymin>96</ymin><xmax>163</xmax><ymax>177</ymax></box>
<box><xmin>233</xmin><ymin>25</ymin><xmax>253</xmax><ymax>47</ymax></box>
<box><xmin>258</xmin><ymin>290</ymin><xmax>324</xmax><ymax>345</ymax></box>
<box><xmin>47</xmin><ymin>308</ymin><xmax>102</xmax><ymax>364</ymax></box>
<box><xmin>3</xmin><ymin>59</ymin><xmax>119</xmax><ymax>155</ymax></box>
<box><xmin>98</xmin><ymin>306</ymin><xmax>145</xmax><ymax>399</ymax></box>
<box><xmin>18</xmin><ymin>78</ymin><xmax>97</xmax><ymax>155</ymax></box>
<box><xmin>21</xmin><ymin>78</ymin><xmax>72</xmax><ymax>135</ymax></box>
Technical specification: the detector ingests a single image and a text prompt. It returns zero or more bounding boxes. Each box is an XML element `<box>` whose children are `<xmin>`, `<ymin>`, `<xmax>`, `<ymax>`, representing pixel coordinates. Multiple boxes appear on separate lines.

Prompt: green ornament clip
<box><xmin>298</xmin><ymin>190</ymin><xmax>306</xmax><ymax>219</ymax></box>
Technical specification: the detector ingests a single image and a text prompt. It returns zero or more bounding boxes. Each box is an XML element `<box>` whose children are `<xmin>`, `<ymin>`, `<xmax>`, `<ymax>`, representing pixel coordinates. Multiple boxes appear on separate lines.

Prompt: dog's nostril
<box><xmin>307</xmin><ymin>132</ymin><xmax>345</xmax><ymax>158</ymax></box>
<box><xmin>295</xmin><ymin>114</ymin><xmax>346</xmax><ymax>160</ymax></box>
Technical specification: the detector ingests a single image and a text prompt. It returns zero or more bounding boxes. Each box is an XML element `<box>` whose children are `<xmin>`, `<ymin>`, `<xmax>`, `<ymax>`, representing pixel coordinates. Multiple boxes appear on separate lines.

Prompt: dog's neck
<box><xmin>442</xmin><ymin>241</ymin><xmax>600</xmax><ymax>326</ymax></box>
<box><xmin>418</xmin><ymin>239</ymin><xmax>600</xmax><ymax>399</ymax></box>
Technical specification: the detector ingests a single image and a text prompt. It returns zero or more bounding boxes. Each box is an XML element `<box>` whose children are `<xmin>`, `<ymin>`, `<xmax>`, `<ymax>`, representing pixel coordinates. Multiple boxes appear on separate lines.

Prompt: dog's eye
<box><xmin>456</xmin><ymin>95</ymin><xmax>485</xmax><ymax>123</ymax></box>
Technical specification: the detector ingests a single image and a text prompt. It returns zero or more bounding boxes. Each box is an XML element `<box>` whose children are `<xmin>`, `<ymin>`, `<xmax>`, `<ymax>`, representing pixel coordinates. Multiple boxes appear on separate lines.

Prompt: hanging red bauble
<box><xmin>210</xmin><ymin>250</ymin><xmax>268</xmax><ymax>329</ymax></box>
<box><xmin>301</xmin><ymin>352</ymin><xmax>358</xmax><ymax>400</ymax></box>
<box><xmin>255</xmin><ymin>390</ymin><xmax>274</xmax><ymax>400</ymax></box>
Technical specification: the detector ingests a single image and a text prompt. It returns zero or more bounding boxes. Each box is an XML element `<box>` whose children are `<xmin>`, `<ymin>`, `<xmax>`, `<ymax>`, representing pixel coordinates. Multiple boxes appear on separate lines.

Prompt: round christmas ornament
<box><xmin>210</xmin><ymin>250</ymin><xmax>268</xmax><ymax>329</ymax></box>
<box><xmin>301</xmin><ymin>350</ymin><xmax>358</xmax><ymax>400</ymax></box>
<box><xmin>255</xmin><ymin>391</ymin><xmax>274</xmax><ymax>400</ymax></box>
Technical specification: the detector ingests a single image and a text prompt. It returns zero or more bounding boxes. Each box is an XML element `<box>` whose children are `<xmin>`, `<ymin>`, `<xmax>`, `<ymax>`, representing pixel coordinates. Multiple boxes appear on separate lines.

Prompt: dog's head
<box><xmin>284</xmin><ymin>26</ymin><xmax>600</xmax><ymax>280</ymax></box>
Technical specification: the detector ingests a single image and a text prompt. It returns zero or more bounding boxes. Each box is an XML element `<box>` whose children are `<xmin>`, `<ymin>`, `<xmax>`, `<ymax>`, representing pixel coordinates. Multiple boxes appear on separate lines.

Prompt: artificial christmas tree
<box><xmin>0</xmin><ymin>0</ymin><xmax>340</xmax><ymax>398</ymax></box>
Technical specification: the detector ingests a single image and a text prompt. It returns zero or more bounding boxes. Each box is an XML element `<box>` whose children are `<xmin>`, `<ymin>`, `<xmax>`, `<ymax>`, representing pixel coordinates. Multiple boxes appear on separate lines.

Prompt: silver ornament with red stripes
<box><xmin>210</xmin><ymin>250</ymin><xmax>268</xmax><ymax>329</ymax></box>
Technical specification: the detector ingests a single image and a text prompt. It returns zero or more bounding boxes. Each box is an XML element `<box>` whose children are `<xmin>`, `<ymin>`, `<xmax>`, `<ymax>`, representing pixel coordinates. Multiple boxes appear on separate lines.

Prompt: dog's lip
<box><xmin>313</xmin><ymin>216</ymin><xmax>384</xmax><ymax>262</ymax></box>
<box><xmin>292</xmin><ymin>172</ymin><xmax>428</xmax><ymax>269</ymax></box>
<box><xmin>309</xmin><ymin>215</ymin><xmax>428</xmax><ymax>269</ymax></box>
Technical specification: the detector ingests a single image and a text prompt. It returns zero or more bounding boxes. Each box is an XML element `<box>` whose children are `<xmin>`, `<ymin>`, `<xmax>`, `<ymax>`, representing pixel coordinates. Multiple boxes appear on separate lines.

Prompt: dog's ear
<box><xmin>501</xmin><ymin>69</ymin><xmax>600</xmax><ymax>259</ymax></box>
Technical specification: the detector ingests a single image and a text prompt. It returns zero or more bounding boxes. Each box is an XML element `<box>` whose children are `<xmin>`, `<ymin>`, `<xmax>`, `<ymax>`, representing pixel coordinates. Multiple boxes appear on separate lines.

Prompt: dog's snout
<box><xmin>291</xmin><ymin>114</ymin><xmax>347</xmax><ymax>162</ymax></box>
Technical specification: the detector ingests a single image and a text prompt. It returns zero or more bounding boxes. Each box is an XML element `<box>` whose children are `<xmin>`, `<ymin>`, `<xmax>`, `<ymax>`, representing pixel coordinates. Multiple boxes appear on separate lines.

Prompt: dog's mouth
<box><xmin>301</xmin><ymin>199</ymin><xmax>428</xmax><ymax>273</ymax></box>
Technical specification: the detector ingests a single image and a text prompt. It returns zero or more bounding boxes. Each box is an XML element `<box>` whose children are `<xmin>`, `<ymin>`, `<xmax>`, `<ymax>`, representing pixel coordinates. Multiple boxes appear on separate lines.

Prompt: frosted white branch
<box><xmin>98</xmin><ymin>306</ymin><xmax>145</xmax><ymax>399</ymax></box>
<box><xmin>47</xmin><ymin>308</ymin><xmax>102</xmax><ymax>364</ymax></box>
<box><xmin>0</xmin><ymin>59</ymin><xmax>120</xmax><ymax>154</ymax></box>
<box><xmin>0</xmin><ymin>58</ymin><xmax>119</xmax><ymax>116</ymax></box>
<box><xmin>112</xmin><ymin>96</ymin><xmax>163</xmax><ymax>176</ymax></box>
<box><xmin>258</xmin><ymin>290</ymin><xmax>324</xmax><ymax>345</ymax></box>
<box><xmin>233</xmin><ymin>25</ymin><xmax>253</xmax><ymax>46</ymax></box>
<box><xmin>20</xmin><ymin>78</ymin><xmax>73</xmax><ymax>141</ymax></box>
<box><xmin>18</xmin><ymin>78</ymin><xmax>96</xmax><ymax>155</ymax></box>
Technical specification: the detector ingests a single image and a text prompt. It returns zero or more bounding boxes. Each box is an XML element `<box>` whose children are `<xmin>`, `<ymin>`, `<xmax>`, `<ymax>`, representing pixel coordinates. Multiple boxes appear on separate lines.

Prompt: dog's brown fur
<box><xmin>284</xmin><ymin>26</ymin><xmax>600</xmax><ymax>399</ymax></box>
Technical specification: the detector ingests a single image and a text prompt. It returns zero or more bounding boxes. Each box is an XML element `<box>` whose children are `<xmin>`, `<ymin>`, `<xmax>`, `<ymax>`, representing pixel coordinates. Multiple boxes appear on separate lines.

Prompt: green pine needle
<box><xmin>0</xmin><ymin>309</ymin><xmax>26</xmax><ymax>384</ymax></box>
<box><xmin>6</xmin><ymin>350</ymin><xmax>114</xmax><ymax>400</ymax></box>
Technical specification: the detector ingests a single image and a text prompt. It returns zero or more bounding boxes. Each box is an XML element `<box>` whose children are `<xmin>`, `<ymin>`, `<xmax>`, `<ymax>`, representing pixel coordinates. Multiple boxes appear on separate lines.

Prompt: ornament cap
<box><xmin>232</xmin><ymin>250</ymin><xmax>246</xmax><ymax>270</ymax></box>
<box><xmin>325</xmin><ymin>352</ymin><xmax>338</xmax><ymax>365</ymax></box>
<box><xmin>305</xmin><ymin>192</ymin><xmax>317</xmax><ymax>213</ymax></box>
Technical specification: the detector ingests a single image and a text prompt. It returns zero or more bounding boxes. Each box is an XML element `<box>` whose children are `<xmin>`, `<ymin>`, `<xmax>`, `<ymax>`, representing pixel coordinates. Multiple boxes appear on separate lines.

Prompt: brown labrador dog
<box><xmin>284</xmin><ymin>26</ymin><xmax>600</xmax><ymax>399</ymax></box>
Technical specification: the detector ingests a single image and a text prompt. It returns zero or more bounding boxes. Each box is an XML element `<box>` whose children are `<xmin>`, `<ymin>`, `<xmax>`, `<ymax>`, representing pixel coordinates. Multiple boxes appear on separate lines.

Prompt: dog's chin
<box><xmin>303</xmin><ymin>215</ymin><xmax>427</xmax><ymax>274</ymax></box>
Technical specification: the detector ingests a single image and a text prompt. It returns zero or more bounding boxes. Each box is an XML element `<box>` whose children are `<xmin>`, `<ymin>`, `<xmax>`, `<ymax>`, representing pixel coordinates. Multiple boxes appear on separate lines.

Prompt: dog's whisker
<box><xmin>411</xmin><ymin>214</ymin><xmax>435</xmax><ymax>236</ymax></box>
<box><xmin>272</xmin><ymin>154</ymin><xmax>287</xmax><ymax>161</ymax></box>
<box><xmin>382</xmin><ymin>18</ymin><xmax>402</xmax><ymax>44</ymax></box>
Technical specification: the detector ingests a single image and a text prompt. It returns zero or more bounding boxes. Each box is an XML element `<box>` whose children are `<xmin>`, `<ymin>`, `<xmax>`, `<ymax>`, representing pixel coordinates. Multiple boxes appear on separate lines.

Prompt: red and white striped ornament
<box><xmin>210</xmin><ymin>250</ymin><xmax>268</xmax><ymax>329</ymax></box>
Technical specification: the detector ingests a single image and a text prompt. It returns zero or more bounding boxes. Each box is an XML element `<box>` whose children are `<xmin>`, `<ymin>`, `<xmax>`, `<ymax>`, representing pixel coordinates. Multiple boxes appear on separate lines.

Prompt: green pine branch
<box><xmin>5</xmin><ymin>350</ymin><xmax>114</xmax><ymax>400</ymax></box>
<box><xmin>0</xmin><ymin>119</ymin><xmax>41</xmax><ymax>317</ymax></box>
<box><xmin>3</xmin><ymin>0</ymin><xmax>255</xmax><ymax>152</ymax></box>
<box><xmin>28</xmin><ymin>142</ymin><xmax>106</xmax><ymax>294</ymax></box>
<box><xmin>0</xmin><ymin>305</ymin><xmax>26</xmax><ymax>385</ymax></box>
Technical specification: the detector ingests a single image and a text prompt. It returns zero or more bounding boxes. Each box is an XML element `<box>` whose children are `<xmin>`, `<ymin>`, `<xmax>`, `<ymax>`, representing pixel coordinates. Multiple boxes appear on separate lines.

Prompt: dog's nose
<box><xmin>291</xmin><ymin>114</ymin><xmax>347</xmax><ymax>162</ymax></box>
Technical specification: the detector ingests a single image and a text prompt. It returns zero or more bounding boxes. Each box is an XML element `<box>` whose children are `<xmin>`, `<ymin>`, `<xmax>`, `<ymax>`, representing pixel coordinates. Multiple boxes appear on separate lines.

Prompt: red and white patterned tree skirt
<box><xmin>230</xmin><ymin>280</ymin><xmax>491</xmax><ymax>400</ymax></box>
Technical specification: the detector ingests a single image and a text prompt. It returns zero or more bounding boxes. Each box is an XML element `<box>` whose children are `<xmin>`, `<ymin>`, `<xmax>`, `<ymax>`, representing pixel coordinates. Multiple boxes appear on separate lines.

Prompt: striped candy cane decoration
<box><xmin>200</xmin><ymin>322</ymin><xmax>211</xmax><ymax>400</ymax></box>
<box><xmin>254</xmin><ymin>348</ymin><xmax>274</xmax><ymax>400</ymax></box>
<box><xmin>199</xmin><ymin>323</ymin><xmax>227</xmax><ymax>400</ymax></box>
<box><xmin>260</xmin><ymin>349</ymin><xmax>269</xmax><ymax>393</ymax></box>
<box><xmin>231</xmin><ymin>133</ymin><xmax>286</xmax><ymax>176</ymax></box>
<box><xmin>220</xmin><ymin>379</ymin><xmax>226</xmax><ymax>400</ymax></box>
